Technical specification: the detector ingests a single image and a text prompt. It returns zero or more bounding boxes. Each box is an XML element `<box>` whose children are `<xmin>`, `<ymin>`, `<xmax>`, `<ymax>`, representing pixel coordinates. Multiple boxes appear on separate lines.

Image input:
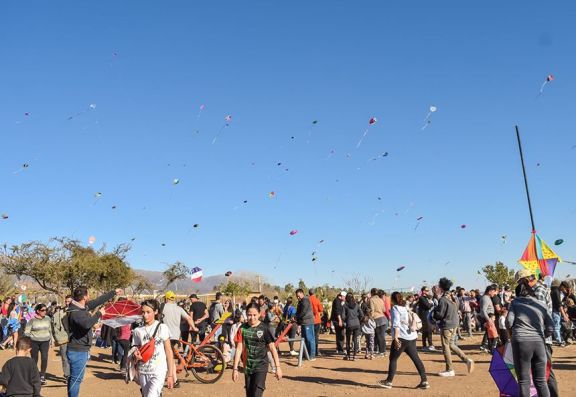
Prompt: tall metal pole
<box><xmin>515</xmin><ymin>125</ymin><xmax>536</xmax><ymax>233</ymax></box>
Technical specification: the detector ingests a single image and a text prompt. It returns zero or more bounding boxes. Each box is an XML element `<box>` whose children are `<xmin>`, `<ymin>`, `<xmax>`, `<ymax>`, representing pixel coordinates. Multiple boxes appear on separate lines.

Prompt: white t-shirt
<box><xmin>133</xmin><ymin>321</ymin><xmax>170</xmax><ymax>375</ymax></box>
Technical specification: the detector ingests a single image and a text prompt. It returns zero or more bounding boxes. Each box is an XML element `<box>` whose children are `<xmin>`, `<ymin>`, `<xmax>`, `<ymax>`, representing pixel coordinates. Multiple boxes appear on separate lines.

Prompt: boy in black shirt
<box><xmin>0</xmin><ymin>336</ymin><xmax>41</xmax><ymax>397</ymax></box>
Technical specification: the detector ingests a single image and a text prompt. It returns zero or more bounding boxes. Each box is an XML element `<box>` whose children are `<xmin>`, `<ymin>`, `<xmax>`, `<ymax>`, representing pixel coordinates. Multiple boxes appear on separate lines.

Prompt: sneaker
<box><xmin>466</xmin><ymin>359</ymin><xmax>475</xmax><ymax>374</ymax></box>
<box><xmin>336</xmin><ymin>350</ymin><xmax>345</xmax><ymax>355</ymax></box>
<box><xmin>40</xmin><ymin>376</ymin><xmax>47</xmax><ymax>386</ymax></box>
<box><xmin>378</xmin><ymin>380</ymin><xmax>393</xmax><ymax>389</ymax></box>
<box><xmin>416</xmin><ymin>381</ymin><xmax>430</xmax><ymax>389</ymax></box>
<box><xmin>343</xmin><ymin>355</ymin><xmax>350</xmax><ymax>361</ymax></box>
<box><xmin>559</xmin><ymin>342</ymin><xmax>567</xmax><ymax>348</ymax></box>
<box><xmin>173</xmin><ymin>380</ymin><xmax>181</xmax><ymax>388</ymax></box>
<box><xmin>289</xmin><ymin>350</ymin><xmax>299</xmax><ymax>356</ymax></box>
<box><xmin>309</xmin><ymin>358</ymin><xmax>316</xmax><ymax>362</ymax></box>
<box><xmin>427</xmin><ymin>345</ymin><xmax>436</xmax><ymax>351</ymax></box>
<box><xmin>438</xmin><ymin>370</ymin><xmax>455</xmax><ymax>377</ymax></box>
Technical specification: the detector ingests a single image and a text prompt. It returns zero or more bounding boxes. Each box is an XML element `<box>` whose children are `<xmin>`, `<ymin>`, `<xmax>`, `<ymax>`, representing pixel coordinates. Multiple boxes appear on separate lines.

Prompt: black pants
<box><xmin>314</xmin><ymin>324</ymin><xmax>321</xmax><ymax>354</ymax></box>
<box><xmin>345</xmin><ymin>326</ymin><xmax>360</xmax><ymax>357</ymax></box>
<box><xmin>511</xmin><ymin>341</ymin><xmax>549</xmax><ymax>397</ymax></box>
<box><xmin>190</xmin><ymin>323</ymin><xmax>207</xmax><ymax>343</ymax></box>
<box><xmin>386</xmin><ymin>338</ymin><xmax>427</xmax><ymax>383</ymax></box>
<box><xmin>333</xmin><ymin>322</ymin><xmax>345</xmax><ymax>352</ymax></box>
<box><xmin>420</xmin><ymin>316</ymin><xmax>433</xmax><ymax>348</ymax></box>
<box><xmin>31</xmin><ymin>339</ymin><xmax>50</xmax><ymax>377</ymax></box>
<box><xmin>117</xmin><ymin>339</ymin><xmax>130</xmax><ymax>369</ymax></box>
<box><xmin>375</xmin><ymin>323</ymin><xmax>388</xmax><ymax>353</ymax></box>
<box><xmin>245</xmin><ymin>371</ymin><xmax>267</xmax><ymax>397</ymax></box>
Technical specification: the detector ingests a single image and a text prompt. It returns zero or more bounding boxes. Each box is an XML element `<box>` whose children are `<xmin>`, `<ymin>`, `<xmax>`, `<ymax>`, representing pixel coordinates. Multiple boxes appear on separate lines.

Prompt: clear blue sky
<box><xmin>1</xmin><ymin>1</ymin><xmax>575</xmax><ymax>290</ymax></box>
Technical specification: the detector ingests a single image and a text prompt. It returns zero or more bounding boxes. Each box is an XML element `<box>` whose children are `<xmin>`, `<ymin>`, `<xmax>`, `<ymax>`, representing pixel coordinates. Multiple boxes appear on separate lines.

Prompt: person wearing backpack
<box><xmin>377</xmin><ymin>292</ymin><xmax>428</xmax><ymax>390</ymax></box>
<box><xmin>53</xmin><ymin>295</ymin><xmax>72</xmax><ymax>383</ymax></box>
<box><xmin>432</xmin><ymin>277</ymin><xmax>474</xmax><ymax>377</ymax></box>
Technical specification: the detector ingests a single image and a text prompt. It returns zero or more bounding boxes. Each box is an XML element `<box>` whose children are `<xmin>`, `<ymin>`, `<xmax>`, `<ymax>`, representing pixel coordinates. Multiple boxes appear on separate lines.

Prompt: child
<box><xmin>0</xmin><ymin>311</ymin><xmax>21</xmax><ymax>350</ymax></box>
<box><xmin>362</xmin><ymin>317</ymin><xmax>376</xmax><ymax>359</ymax></box>
<box><xmin>132</xmin><ymin>299</ymin><xmax>174</xmax><ymax>397</ymax></box>
<box><xmin>232</xmin><ymin>303</ymin><xmax>282</xmax><ymax>397</ymax></box>
<box><xmin>498</xmin><ymin>307</ymin><xmax>509</xmax><ymax>345</ymax></box>
<box><xmin>0</xmin><ymin>336</ymin><xmax>41</xmax><ymax>397</ymax></box>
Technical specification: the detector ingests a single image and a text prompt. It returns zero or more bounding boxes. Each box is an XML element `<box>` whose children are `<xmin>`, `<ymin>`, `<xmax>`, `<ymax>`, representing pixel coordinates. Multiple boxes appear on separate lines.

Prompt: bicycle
<box><xmin>172</xmin><ymin>312</ymin><xmax>231</xmax><ymax>384</ymax></box>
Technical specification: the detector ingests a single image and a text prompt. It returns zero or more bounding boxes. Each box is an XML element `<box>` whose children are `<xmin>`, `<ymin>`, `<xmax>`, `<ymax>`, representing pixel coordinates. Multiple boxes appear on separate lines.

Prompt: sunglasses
<box><xmin>38</xmin><ymin>309</ymin><xmax>47</xmax><ymax>312</ymax></box>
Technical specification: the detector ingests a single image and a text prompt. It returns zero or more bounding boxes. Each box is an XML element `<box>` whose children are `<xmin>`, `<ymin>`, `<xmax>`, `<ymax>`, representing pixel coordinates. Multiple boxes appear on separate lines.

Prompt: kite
<box><xmin>88</xmin><ymin>236</ymin><xmax>96</xmax><ymax>245</ymax></box>
<box><xmin>190</xmin><ymin>267</ymin><xmax>203</xmax><ymax>283</ymax></box>
<box><xmin>68</xmin><ymin>103</ymin><xmax>96</xmax><ymax>121</ymax></box>
<box><xmin>101</xmin><ymin>300</ymin><xmax>141</xmax><ymax>328</ymax></box>
<box><xmin>93</xmin><ymin>192</ymin><xmax>103</xmax><ymax>205</ymax></box>
<box><xmin>13</xmin><ymin>163</ymin><xmax>30</xmax><ymax>174</ymax></box>
<box><xmin>111</xmin><ymin>205</ymin><xmax>117</xmax><ymax>210</ymax></box>
<box><xmin>289</xmin><ymin>229</ymin><xmax>298</xmax><ymax>236</ymax></box>
<box><xmin>319</xmin><ymin>240</ymin><xmax>325</xmax><ymax>244</ymax></box>
<box><xmin>268</xmin><ymin>191</ymin><xmax>276</xmax><ymax>199</ymax></box>
<box><xmin>501</xmin><ymin>235</ymin><xmax>507</xmax><ymax>244</ymax></box>
<box><xmin>1</xmin><ymin>214</ymin><xmax>8</xmax><ymax>220</ymax></box>
<box><xmin>539</xmin><ymin>75</ymin><xmax>554</xmax><ymax>95</ymax></box>
<box><xmin>161</xmin><ymin>243</ymin><xmax>166</xmax><ymax>246</ymax></box>
<box><xmin>414</xmin><ymin>216</ymin><xmax>424</xmax><ymax>231</ymax></box>
<box><xmin>172</xmin><ymin>178</ymin><xmax>180</xmax><ymax>185</ymax></box>
<box><xmin>193</xmin><ymin>224</ymin><xmax>199</xmax><ymax>228</ymax></box>
<box><xmin>461</xmin><ymin>224</ymin><xmax>467</xmax><ymax>229</ymax></box>
<box><xmin>555</xmin><ymin>239</ymin><xmax>564</xmax><ymax>246</ymax></box>
<box><xmin>421</xmin><ymin>106</ymin><xmax>437</xmax><ymax>130</ymax></box>
<box><xmin>396</xmin><ymin>266</ymin><xmax>406</xmax><ymax>272</ymax></box>
<box><xmin>356</xmin><ymin>117</ymin><xmax>377</xmax><ymax>149</ymax></box>
<box><xmin>312</xmin><ymin>120</ymin><xmax>318</xmax><ymax>124</ymax></box>
<box><xmin>225</xmin><ymin>271</ymin><xmax>232</xmax><ymax>277</ymax></box>
<box><xmin>212</xmin><ymin>115</ymin><xmax>232</xmax><ymax>144</ymax></box>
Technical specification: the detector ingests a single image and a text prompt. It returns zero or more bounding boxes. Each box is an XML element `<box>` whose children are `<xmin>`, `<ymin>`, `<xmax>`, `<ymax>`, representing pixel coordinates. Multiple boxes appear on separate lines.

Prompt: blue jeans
<box><xmin>301</xmin><ymin>324</ymin><xmax>316</xmax><ymax>359</ymax></box>
<box><xmin>67</xmin><ymin>349</ymin><xmax>90</xmax><ymax>397</ymax></box>
<box><xmin>552</xmin><ymin>311</ymin><xmax>563</xmax><ymax>343</ymax></box>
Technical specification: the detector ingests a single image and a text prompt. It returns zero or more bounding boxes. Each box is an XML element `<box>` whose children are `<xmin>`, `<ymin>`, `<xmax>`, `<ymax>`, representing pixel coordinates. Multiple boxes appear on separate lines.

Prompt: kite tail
<box><xmin>212</xmin><ymin>124</ymin><xmax>228</xmax><ymax>144</ymax></box>
<box><xmin>539</xmin><ymin>81</ymin><xmax>547</xmax><ymax>95</ymax></box>
<box><xmin>356</xmin><ymin>128</ymin><xmax>369</xmax><ymax>148</ymax></box>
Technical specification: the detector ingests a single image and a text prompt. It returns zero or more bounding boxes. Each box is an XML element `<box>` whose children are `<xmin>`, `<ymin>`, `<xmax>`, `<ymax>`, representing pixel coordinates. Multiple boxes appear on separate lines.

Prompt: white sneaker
<box><xmin>438</xmin><ymin>370</ymin><xmax>455</xmax><ymax>377</ymax></box>
<box><xmin>466</xmin><ymin>359</ymin><xmax>475</xmax><ymax>374</ymax></box>
<box><xmin>289</xmin><ymin>350</ymin><xmax>299</xmax><ymax>356</ymax></box>
<box><xmin>428</xmin><ymin>345</ymin><xmax>437</xmax><ymax>351</ymax></box>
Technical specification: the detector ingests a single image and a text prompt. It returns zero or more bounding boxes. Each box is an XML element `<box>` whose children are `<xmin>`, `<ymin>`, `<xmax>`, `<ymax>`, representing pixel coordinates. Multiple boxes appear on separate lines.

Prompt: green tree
<box><xmin>1</xmin><ymin>238</ymin><xmax>135</xmax><ymax>296</ymax></box>
<box><xmin>481</xmin><ymin>261</ymin><xmax>516</xmax><ymax>288</ymax></box>
<box><xmin>162</xmin><ymin>261</ymin><xmax>190</xmax><ymax>289</ymax></box>
<box><xmin>220</xmin><ymin>280</ymin><xmax>251</xmax><ymax>306</ymax></box>
<box><xmin>283</xmin><ymin>283</ymin><xmax>294</xmax><ymax>295</ymax></box>
<box><xmin>298</xmin><ymin>279</ymin><xmax>307</xmax><ymax>292</ymax></box>
<box><xmin>129</xmin><ymin>273</ymin><xmax>154</xmax><ymax>297</ymax></box>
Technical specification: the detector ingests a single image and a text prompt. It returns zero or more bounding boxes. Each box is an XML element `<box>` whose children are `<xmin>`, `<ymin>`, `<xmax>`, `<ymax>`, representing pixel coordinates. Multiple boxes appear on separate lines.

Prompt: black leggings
<box><xmin>31</xmin><ymin>339</ymin><xmax>50</xmax><ymax>377</ymax></box>
<box><xmin>345</xmin><ymin>326</ymin><xmax>360</xmax><ymax>357</ymax></box>
<box><xmin>245</xmin><ymin>371</ymin><xmax>267</xmax><ymax>397</ymax></box>
<box><xmin>386</xmin><ymin>338</ymin><xmax>427</xmax><ymax>383</ymax></box>
<box><xmin>511</xmin><ymin>341</ymin><xmax>549</xmax><ymax>397</ymax></box>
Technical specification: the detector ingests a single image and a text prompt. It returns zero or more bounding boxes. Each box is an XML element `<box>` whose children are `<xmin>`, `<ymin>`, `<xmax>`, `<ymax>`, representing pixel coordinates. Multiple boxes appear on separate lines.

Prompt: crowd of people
<box><xmin>0</xmin><ymin>272</ymin><xmax>574</xmax><ymax>397</ymax></box>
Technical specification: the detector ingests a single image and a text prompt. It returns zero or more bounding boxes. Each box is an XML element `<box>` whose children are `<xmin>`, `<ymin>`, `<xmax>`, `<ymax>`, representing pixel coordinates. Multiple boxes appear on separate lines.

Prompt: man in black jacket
<box><xmin>330</xmin><ymin>291</ymin><xmax>346</xmax><ymax>354</ymax></box>
<box><xmin>295</xmin><ymin>288</ymin><xmax>316</xmax><ymax>360</ymax></box>
<box><xmin>417</xmin><ymin>286</ymin><xmax>435</xmax><ymax>351</ymax></box>
<box><xmin>66</xmin><ymin>286</ymin><xmax>122</xmax><ymax>397</ymax></box>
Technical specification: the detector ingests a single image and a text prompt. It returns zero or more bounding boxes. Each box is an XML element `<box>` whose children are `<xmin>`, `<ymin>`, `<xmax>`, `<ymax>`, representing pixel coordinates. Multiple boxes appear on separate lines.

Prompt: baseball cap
<box><xmin>514</xmin><ymin>269</ymin><xmax>534</xmax><ymax>283</ymax></box>
<box><xmin>340</xmin><ymin>291</ymin><xmax>347</xmax><ymax>297</ymax></box>
<box><xmin>189</xmin><ymin>293</ymin><xmax>198</xmax><ymax>299</ymax></box>
<box><xmin>165</xmin><ymin>290</ymin><xmax>176</xmax><ymax>300</ymax></box>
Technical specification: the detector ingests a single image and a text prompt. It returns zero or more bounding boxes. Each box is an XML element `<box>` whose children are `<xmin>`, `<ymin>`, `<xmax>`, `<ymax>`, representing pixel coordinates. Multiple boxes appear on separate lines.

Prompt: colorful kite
<box><xmin>101</xmin><ymin>300</ymin><xmax>141</xmax><ymax>328</ymax></box>
<box><xmin>88</xmin><ymin>236</ymin><xmax>96</xmax><ymax>245</ymax></box>
<box><xmin>539</xmin><ymin>75</ymin><xmax>554</xmax><ymax>95</ymax></box>
<box><xmin>190</xmin><ymin>267</ymin><xmax>203</xmax><ymax>283</ymax></box>
<box><xmin>268</xmin><ymin>191</ymin><xmax>276</xmax><ymax>199</ymax></box>
<box><xmin>356</xmin><ymin>117</ymin><xmax>377</xmax><ymax>148</ymax></box>
<box><xmin>519</xmin><ymin>232</ymin><xmax>562</xmax><ymax>277</ymax></box>
<box><xmin>172</xmin><ymin>178</ymin><xmax>180</xmax><ymax>185</ymax></box>
<box><xmin>289</xmin><ymin>229</ymin><xmax>298</xmax><ymax>236</ymax></box>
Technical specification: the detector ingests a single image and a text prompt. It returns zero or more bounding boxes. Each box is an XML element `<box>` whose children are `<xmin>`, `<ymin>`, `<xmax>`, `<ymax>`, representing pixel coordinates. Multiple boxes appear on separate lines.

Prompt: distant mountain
<box><xmin>134</xmin><ymin>269</ymin><xmax>260</xmax><ymax>295</ymax></box>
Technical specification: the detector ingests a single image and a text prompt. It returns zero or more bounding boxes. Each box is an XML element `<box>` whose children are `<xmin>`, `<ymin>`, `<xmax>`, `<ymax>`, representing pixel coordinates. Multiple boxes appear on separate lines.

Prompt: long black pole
<box><xmin>515</xmin><ymin>125</ymin><xmax>536</xmax><ymax>232</ymax></box>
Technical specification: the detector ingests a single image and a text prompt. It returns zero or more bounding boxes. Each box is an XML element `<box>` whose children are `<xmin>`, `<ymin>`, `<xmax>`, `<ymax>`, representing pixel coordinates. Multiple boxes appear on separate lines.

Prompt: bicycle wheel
<box><xmin>191</xmin><ymin>344</ymin><xmax>225</xmax><ymax>384</ymax></box>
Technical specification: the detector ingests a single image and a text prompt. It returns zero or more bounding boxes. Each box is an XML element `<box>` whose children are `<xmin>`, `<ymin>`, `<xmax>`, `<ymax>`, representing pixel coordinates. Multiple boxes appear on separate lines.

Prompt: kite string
<box><xmin>356</xmin><ymin>128</ymin><xmax>369</xmax><ymax>148</ymax></box>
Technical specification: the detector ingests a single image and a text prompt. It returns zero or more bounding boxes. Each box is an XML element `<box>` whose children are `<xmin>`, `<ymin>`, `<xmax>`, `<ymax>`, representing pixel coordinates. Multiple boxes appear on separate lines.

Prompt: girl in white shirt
<box><xmin>378</xmin><ymin>292</ymin><xmax>429</xmax><ymax>390</ymax></box>
<box><xmin>132</xmin><ymin>299</ymin><xmax>174</xmax><ymax>397</ymax></box>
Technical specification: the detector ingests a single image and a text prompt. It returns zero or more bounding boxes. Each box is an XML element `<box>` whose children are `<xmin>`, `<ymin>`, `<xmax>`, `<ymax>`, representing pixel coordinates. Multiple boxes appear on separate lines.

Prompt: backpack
<box><xmin>408</xmin><ymin>310</ymin><xmax>422</xmax><ymax>332</ymax></box>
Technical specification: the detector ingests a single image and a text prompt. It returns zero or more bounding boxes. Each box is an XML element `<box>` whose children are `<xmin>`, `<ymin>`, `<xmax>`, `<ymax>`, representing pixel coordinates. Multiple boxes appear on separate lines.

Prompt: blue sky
<box><xmin>1</xmin><ymin>1</ymin><xmax>575</xmax><ymax>290</ymax></box>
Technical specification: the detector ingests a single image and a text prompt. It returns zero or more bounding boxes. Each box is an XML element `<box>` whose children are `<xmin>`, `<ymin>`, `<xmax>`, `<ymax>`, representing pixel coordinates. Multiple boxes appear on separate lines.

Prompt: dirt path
<box><xmin>2</xmin><ymin>334</ymin><xmax>575</xmax><ymax>396</ymax></box>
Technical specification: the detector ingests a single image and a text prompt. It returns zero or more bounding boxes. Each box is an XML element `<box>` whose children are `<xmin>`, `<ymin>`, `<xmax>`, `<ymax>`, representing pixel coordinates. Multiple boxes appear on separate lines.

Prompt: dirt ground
<box><xmin>1</xmin><ymin>333</ymin><xmax>575</xmax><ymax>397</ymax></box>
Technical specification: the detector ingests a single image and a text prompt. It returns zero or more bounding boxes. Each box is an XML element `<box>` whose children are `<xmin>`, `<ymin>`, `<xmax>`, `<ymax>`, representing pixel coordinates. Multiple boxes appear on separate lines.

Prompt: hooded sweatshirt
<box><xmin>344</xmin><ymin>302</ymin><xmax>363</xmax><ymax>329</ymax></box>
<box><xmin>67</xmin><ymin>290</ymin><xmax>116</xmax><ymax>352</ymax></box>
<box><xmin>433</xmin><ymin>294</ymin><xmax>459</xmax><ymax>329</ymax></box>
